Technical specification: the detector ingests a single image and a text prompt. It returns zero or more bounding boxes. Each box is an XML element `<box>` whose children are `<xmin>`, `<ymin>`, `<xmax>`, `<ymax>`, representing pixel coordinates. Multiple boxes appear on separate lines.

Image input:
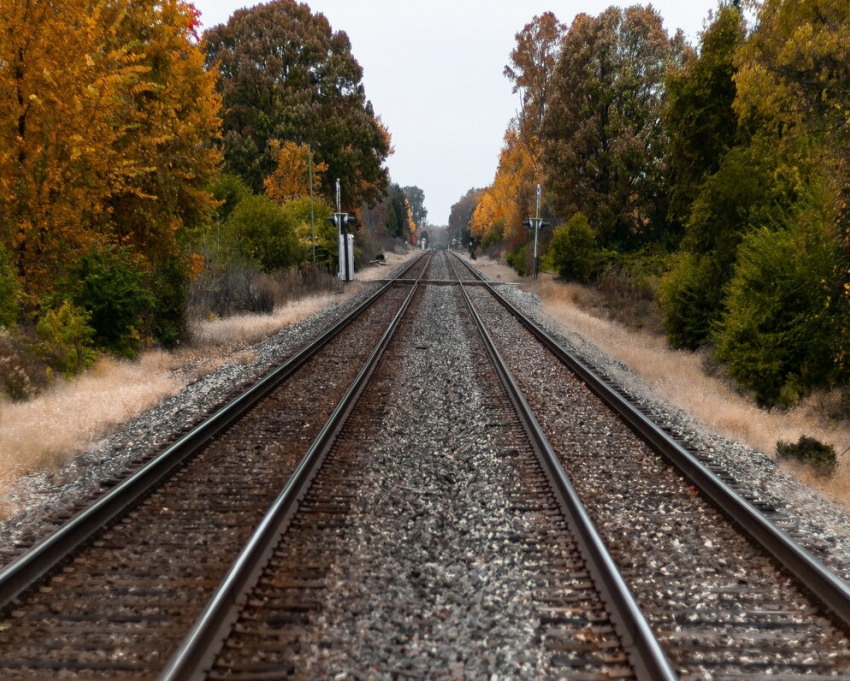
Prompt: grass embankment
<box><xmin>465</xmin><ymin>254</ymin><xmax>850</xmax><ymax>507</ymax></box>
<box><xmin>0</xmin><ymin>252</ymin><xmax>414</xmax><ymax>514</ymax></box>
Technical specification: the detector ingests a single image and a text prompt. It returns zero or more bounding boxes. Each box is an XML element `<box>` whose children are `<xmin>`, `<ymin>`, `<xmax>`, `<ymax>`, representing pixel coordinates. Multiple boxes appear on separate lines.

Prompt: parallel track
<box><xmin>450</xmin><ymin>250</ymin><xmax>850</xmax><ymax>677</ymax></box>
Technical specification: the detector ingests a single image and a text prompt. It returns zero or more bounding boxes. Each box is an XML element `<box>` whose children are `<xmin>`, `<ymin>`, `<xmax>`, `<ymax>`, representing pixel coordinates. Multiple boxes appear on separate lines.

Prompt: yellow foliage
<box><xmin>470</xmin><ymin>126</ymin><xmax>540</xmax><ymax>243</ymax></box>
<box><xmin>0</xmin><ymin>0</ymin><xmax>221</xmax><ymax>298</ymax></box>
<box><xmin>263</xmin><ymin>140</ymin><xmax>328</xmax><ymax>204</ymax></box>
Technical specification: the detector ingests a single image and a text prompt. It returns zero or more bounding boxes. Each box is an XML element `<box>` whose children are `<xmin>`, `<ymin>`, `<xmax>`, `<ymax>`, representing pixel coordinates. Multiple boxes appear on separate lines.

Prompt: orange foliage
<box><xmin>470</xmin><ymin>125</ymin><xmax>540</xmax><ymax>242</ymax></box>
<box><xmin>263</xmin><ymin>140</ymin><xmax>328</xmax><ymax>204</ymax></box>
<box><xmin>0</xmin><ymin>0</ymin><xmax>221</xmax><ymax>298</ymax></box>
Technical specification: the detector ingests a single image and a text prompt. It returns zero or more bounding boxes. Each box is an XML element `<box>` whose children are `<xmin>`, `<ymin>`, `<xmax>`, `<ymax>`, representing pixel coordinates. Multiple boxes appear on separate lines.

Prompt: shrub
<box><xmin>658</xmin><ymin>251</ymin><xmax>716</xmax><ymax>349</ymax></box>
<box><xmin>0</xmin><ymin>245</ymin><xmax>19</xmax><ymax>329</ymax></box>
<box><xmin>187</xmin><ymin>250</ymin><xmax>274</xmax><ymax>319</ymax></box>
<box><xmin>225</xmin><ymin>195</ymin><xmax>300</xmax><ymax>272</ymax></box>
<box><xmin>211</xmin><ymin>172</ymin><xmax>253</xmax><ymax>223</ymax></box>
<box><xmin>507</xmin><ymin>244</ymin><xmax>528</xmax><ymax>276</ymax></box>
<box><xmin>713</xmin><ymin>223</ymin><xmax>836</xmax><ymax>406</ymax></box>
<box><xmin>776</xmin><ymin>436</ymin><xmax>837</xmax><ymax>477</ymax></box>
<box><xmin>36</xmin><ymin>301</ymin><xmax>97</xmax><ymax>378</ymax></box>
<box><xmin>148</xmin><ymin>259</ymin><xmax>189</xmax><ymax>349</ymax></box>
<box><xmin>62</xmin><ymin>244</ymin><xmax>153</xmax><ymax>359</ymax></box>
<box><xmin>549</xmin><ymin>213</ymin><xmax>601</xmax><ymax>284</ymax></box>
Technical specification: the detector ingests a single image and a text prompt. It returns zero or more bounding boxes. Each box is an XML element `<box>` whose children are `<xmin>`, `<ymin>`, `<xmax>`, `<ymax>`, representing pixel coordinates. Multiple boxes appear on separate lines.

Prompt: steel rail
<box><xmin>449</xmin><ymin>251</ymin><xmax>850</xmax><ymax>631</ymax></box>
<box><xmin>445</xmin><ymin>255</ymin><xmax>678</xmax><ymax>681</ymax></box>
<box><xmin>0</xmin><ymin>253</ymin><xmax>428</xmax><ymax>611</ymax></box>
<box><xmin>159</xmin><ymin>252</ymin><xmax>434</xmax><ymax>681</ymax></box>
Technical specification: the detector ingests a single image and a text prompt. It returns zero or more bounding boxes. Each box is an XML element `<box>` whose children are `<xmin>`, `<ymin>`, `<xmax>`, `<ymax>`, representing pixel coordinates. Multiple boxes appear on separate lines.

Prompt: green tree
<box><xmin>664</xmin><ymin>3</ymin><xmax>745</xmax><ymax>228</ymax></box>
<box><xmin>714</xmin><ymin>218</ymin><xmax>837</xmax><ymax>406</ymax></box>
<box><xmin>660</xmin><ymin>137</ymin><xmax>803</xmax><ymax>348</ymax></box>
<box><xmin>224</xmin><ymin>195</ymin><xmax>300</xmax><ymax>272</ymax></box>
<box><xmin>543</xmin><ymin>5</ymin><xmax>686</xmax><ymax>250</ymax></box>
<box><xmin>0</xmin><ymin>244</ymin><xmax>18</xmax><ymax>328</ymax></box>
<box><xmin>549</xmin><ymin>213</ymin><xmax>600</xmax><ymax>283</ymax></box>
<box><xmin>204</xmin><ymin>0</ymin><xmax>390</xmax><ymax>208</ymax></box>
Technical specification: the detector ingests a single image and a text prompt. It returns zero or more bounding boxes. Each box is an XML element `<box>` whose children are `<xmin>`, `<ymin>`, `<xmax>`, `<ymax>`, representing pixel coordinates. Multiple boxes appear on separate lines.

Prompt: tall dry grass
<box><xmin>529</xmin><ymin>278</ymin><xmax>850</xmax><ymax>506</ymax></box>
<box><xmin>190</xmin><ymin>289</ymin><xmax>362</xmax><ymax>347</ymax></box>
<box><xmin>0</xmin><ymin>352</ymin><xmax>182</xmax><ymax>493</ymax></box>
<box><xmin>0</xmin><ymin>258</ymin><xmax>411</xmax><ymax>514</ymax></box>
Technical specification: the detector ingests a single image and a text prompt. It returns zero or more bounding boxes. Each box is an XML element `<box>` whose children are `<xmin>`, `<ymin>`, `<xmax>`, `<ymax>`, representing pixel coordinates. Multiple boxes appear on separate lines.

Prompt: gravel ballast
<box><xmin>459</xmin><ymin>257</ymin><xmax>850</xmax><ymax>585</ymax></box>
<box><xmin>0</xmin><ymin>262</ymin><xmax>415</xmax><ymax>566</ymax></box>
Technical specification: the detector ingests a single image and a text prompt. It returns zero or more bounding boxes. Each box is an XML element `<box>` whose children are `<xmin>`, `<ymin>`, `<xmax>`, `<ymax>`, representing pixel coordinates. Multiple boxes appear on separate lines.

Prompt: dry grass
<box><xmin>0</xmin><ymin>276</ymin><xmax>381</xmax><ymax>513</ymax></box>
<box><xmin>357</xmin><ymin>250</ymin><xmax>417</xmax><ymax>281</ymax></box>
<box><xmin>191</xmin><ymin>289</ymin><xmax>362</xmax><ymax>347</ymax></box>
<box><xmin>529</xmin><ymin>277</ymin><xmax>850</xmax><ymax>507</ymax></box>
<box><xmin>0</xmin><ymin>352</ymin><xmax>182</xmax><ymax>491</ymax></box>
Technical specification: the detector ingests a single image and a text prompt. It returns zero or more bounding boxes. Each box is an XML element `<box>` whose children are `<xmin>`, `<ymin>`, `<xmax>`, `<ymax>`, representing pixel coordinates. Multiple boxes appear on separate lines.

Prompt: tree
<box><xmin>550</xmin><ymin>213</ymin><xmax>600</xmax><ymax>283</ymax></box>
<box><xmin>0</xmin><ymin>0</ymin><xmax>221</xmax><ymax>315</ymax></box>
<box><xmin>470</xmin><ymin>125</ymin><xmax>536</xmax><ymax>248</ymax></box>
<box><xmin>264</xmin><ymin>140</ymin><xmax>328</xmax><ymax>204</ymax></box>
<box><xmin>734</xmin><ymin>0</ymin><xmax>850</xmax><ymax>156</ymax></box>
<box><xmin>543</xmin><ymin>6</ymin><xmax>687</xmax><ymax>250</ymax></box>
<box><xmin>504</xmin><ymin>12</ymin><xmax>566</xmax><ymax>146</ymax></box>
<box><xmin>448</xmin><ymin>188</ymin><xmax>483</xmax><ymax>246</ymax></box>
<box><xmin>664</xmin><ymin>3</ymin><xmax>745</xmax><ymax>228</ymax></box>
<box><xmin>204</xmin><ymin>0</ymin><xmax>390</xmax><ymax>208</ymax></box>
<box><xmin>659</xmin><ymin>136</ymin><xmax>803</xmax><ymax>348</ymax></box>
<box><xmin>402</xmin><ymin>186</ymin><xmax>427</xmax><ymax>227</ymax></box>
<box><xmin>224</xmin><ymin>195</ymin><xmax>300</xmax><ymax>272</ymax></box>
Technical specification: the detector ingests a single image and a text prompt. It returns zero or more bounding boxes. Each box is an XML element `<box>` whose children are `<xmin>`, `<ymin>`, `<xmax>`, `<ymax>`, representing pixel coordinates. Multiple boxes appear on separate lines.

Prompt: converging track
<box><xmin>1</xmin><ymin>251</ymin><xmax>850</xmax><ymax>679</ymax></box>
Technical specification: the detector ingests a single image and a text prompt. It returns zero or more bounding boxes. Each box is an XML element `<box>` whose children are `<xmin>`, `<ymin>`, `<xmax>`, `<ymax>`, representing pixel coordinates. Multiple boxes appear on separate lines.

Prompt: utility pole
<box><xmin>522</xmin><ymin>183</ymin><xmax>550</xmax><ymax>279</ymax></box>
<box><xmin>308</xmin><ymin>143</ymin><xmax>316</xmax><ymax>266</ymax></box>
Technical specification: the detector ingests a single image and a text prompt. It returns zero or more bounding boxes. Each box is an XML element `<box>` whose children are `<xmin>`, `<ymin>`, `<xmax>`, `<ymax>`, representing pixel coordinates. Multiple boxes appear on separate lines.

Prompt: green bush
<box><xmin>776</xmin><ymin>436</ymin><xmax>837</xmax><ymax>477</ymax></box>
<box><xmin>658</xmin><ymin>251</ymin><xmax>716</xmax><ymax>349</ymax></box>
<box><xmin>549</xmin><ymin>213</ymin><xmax>601</xmax><ymax>284</ymax></box>
<box><xmin>148</xmin><ymin>258</ymin><xmax>188</xmax><ymax>349</ymax></box>
<box><xmin>36</xmin><ymin>301</ymin><xmax>98</xmax><ymax>377</ymax></box>
<box><xmin>507</xmin><ymin>244</ymin><xmax>528</xmax><ymax>276</ymax></box>
<box><xmin>0</xmin><ymin>245</ymin><xmax>18</xmax><ymax>329</ymax></box>
<box><xmin>713</xmin><ymin>222</ymin><xmax>837</xmax><ymax>406</ymax></box>
<box><xmin>211</xmin><ymin>172</ymin><xmax>253</xmax><ymax>223</ymax></box>
<box><xmin>481</xmin><ymin>220</ymin><xmax>504</xmax><ymax>250</ymax></box>
<box><xmin>225</xmin><ymin>195</ymin><xmax>300</xmax><ymax>272</ymax></box>
<box><xmin>62</xmin><ymin>244</ymin><xmax>153</xmax><ymax>359</ymax></box>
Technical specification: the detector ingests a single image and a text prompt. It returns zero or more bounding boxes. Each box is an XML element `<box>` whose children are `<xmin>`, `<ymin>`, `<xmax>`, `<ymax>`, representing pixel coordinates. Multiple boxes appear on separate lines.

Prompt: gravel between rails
<box><xmin>211</xmin><ymin>273</ymin><xmax>629</xmax><ymax>679</ymax></box>
<box><xmin>465</xmin><ymin>280</ymin><xmax>850</xmax><ymax>677</ymax></box>
<box><xmin>468</xmin><ymin>265</ymin><xmax>850</xmax><ymax>587</ymax></box>
<box><xmin>0</xmin><ymin>259</ymin><xmax>415</xmax><ymax>568</ymax></box>
<box><xmin>0</xmin><ymin>284</ymin><xmax>417</xmax><ymax>678</ymax></box>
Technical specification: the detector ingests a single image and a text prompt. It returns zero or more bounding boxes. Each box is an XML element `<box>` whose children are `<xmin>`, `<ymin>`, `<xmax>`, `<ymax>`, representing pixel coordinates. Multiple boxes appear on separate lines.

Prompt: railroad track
<box><xmin>163</xmin><ymin>249</ymin><xmax>663</xmax><ymax>679</ymax></box>
<box><xmin>0</xmin><ymin>253</ymin><xmax>432</xmax><ymax>678</ymax></box>
<box><xmin>449</xmin><ymin>250</ymin><xmax>850</xmax><ymax>678</ymax></box>
<box><xmin>3</xmin><ymin>250</ymin><xmax>850</xmax><ymax>679</ymax></box>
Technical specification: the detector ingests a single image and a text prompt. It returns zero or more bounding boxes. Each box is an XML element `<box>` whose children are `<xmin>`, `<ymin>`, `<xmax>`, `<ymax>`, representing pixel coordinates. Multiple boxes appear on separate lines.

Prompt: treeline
<box><xmin>452</xmin><ymin>0</ymin><xmax>850</xmax><ymax>408</ymax></box>
<box><xmin>0</xmin><ymin>0</ymin><xmax>412</xmax><ymax>399</ymax></box>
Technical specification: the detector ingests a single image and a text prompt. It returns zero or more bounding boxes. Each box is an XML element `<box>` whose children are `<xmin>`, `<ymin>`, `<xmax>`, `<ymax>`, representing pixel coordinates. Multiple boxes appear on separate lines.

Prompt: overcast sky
<box><xmin>194</xmin><ymin>1</ymin><xmax>721</xmax><ymax>224</ymax></box>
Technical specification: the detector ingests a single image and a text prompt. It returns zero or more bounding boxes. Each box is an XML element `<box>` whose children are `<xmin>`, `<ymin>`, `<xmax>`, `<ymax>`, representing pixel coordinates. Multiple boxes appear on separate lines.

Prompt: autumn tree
<box><xmin>264</xmin><ymin>140</ymin><xmax>328</xmax><ymax>204</ymax></box>
<box><xmin>504</xmin><ymin>12</ymin><xmax>566</xmax><ymax>148</ymax></box>
<box><xmin>402</xmin><ymin>186</ymin><xmax>427</xmax><ymax>227</ymax></box>
<box><xmin>205</xmin><ymin>0</ymin><xmax>390</xmax><ymax>208</ymax></box>
<box><xmin>0</xmin><ymin>0</ymin><xmax>220</xmax><ymax>345</ymax></box>
<box><xmin>543</xmin><ymin>6</ymin><xmax>686</xmax><ymax>250</ymax></box>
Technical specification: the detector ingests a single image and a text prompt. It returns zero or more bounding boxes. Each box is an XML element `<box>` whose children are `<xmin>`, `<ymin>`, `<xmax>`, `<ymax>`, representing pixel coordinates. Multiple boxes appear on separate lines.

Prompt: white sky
<box><xmin>193</xmin><ymin>1</ymin><xmax>720</xmax><ymax>224</ymax></box>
